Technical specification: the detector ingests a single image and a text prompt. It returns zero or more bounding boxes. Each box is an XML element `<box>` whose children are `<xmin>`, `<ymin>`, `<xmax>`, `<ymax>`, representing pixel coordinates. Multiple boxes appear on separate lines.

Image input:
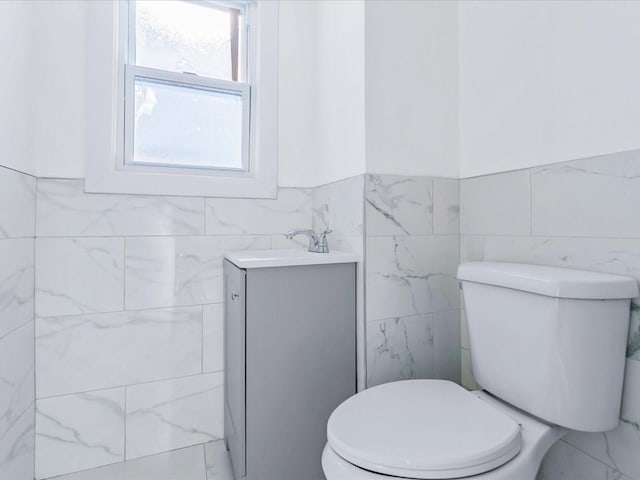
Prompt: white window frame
<box><xmin>85</xmin><ymin>0</ymin><xmax>278</xmax><ymax>198</ymax></box>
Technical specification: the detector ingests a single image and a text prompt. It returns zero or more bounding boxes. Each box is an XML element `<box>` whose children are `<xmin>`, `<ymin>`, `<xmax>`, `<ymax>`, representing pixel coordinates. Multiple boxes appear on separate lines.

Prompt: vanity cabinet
<box><xmin>223</xmin><ymin>251</ymin><xmax>357</xmax><ymax>480</ymax></box>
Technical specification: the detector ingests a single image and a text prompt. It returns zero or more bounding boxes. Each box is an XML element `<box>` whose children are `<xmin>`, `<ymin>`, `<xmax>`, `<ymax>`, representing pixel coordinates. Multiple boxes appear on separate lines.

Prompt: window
<box><xmin>85</xmin><ymin>0</ymin><xmax>278</xmax><ymax>198</ymax></box>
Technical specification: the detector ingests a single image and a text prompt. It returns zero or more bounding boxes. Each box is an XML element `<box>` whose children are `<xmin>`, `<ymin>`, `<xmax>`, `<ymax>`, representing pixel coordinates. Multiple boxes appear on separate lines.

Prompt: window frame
<box><xmin>85</xmin><ymin>0</ymin><xmax>278</xmax><ymax>198</ymax></box>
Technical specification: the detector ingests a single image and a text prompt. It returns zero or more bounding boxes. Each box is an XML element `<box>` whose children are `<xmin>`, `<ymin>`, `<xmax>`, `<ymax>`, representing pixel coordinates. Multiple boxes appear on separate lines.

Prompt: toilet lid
<box><xmin>327</xmin><ymin>380</ymin><xmax>522</xmax><ymax>479</ymax></box>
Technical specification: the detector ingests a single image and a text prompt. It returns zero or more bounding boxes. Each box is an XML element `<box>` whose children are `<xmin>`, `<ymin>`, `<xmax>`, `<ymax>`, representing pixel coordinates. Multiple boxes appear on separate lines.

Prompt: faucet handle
<box><xmin>285</xmin><ymin>228</ymin><xmax>331</xmax><ymax>253</ymax></box>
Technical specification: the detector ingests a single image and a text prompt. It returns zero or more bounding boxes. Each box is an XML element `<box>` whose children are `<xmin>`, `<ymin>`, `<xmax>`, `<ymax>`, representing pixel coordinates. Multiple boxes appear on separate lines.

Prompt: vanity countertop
<box><xmin>224</xmin><ymin>249</ymin><xmax>359</xmax><ymax>269</ymax></box>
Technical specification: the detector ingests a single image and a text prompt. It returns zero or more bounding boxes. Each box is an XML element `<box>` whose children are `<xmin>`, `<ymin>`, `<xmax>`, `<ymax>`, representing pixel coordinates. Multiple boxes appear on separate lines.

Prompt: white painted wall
<box><xmin>314</xmin><ymin>0</ymin><xmax>366</xmax><ymax>186</ymax></box>
<box><xmin>459</xmin><ymin>0</ymin><xmax>640</xmax><ymax>178</ymax></box>
<box><xmin>365</xmin><ymin>1</ymin><xmax>459</xmax><ymax>179</ymax></box>
<box><xmin>0</xmin><ymin>1</ymin><xmax>36</xmax><ymax>175</ymax></box>
<box><xmin>22</xmin><ymin>0</ymin><xmax>321</xmax><ymax>187</ymax></box>
<box><xmin>277</xmin><ymin>0</ymin><xmax>319</xmax><ymax>187</ymax></box>
<box><xmin>32</xmin><ymin>1</ymin><xmax>87</xmax><ymax>179</ymax></box>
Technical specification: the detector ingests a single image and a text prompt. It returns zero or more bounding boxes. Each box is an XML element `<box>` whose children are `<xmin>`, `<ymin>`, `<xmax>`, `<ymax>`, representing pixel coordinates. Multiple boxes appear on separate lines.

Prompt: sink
<box><xmin>224</xmin><ymin>249</ymin><xmax>359</xmax><ymax>269</ymax></box>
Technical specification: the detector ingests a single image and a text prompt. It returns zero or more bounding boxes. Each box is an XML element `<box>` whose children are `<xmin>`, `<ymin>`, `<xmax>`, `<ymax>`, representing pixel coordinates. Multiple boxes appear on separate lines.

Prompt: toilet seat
<box><xmin>327</xmin><ymin>380</ymin><xmax>522</xmax><ymax>479</ymax></box>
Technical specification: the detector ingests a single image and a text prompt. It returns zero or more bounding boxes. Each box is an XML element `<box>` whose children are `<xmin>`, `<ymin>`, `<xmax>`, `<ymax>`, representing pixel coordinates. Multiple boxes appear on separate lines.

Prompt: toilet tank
<box><xmin>458</xmin><ymin>262</ymin><xmax>638</xmax><ymax>432</ymax></box>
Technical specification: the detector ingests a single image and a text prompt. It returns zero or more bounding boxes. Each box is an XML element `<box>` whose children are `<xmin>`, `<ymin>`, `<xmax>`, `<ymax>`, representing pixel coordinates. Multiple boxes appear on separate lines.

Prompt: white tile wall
<box><xmin>362</xmin><ymin>174</ymin><xmax>460</xmax><ymax>388</ymax></box>
<box><xmin>460</xmin><ymin>169</ymin><xmax>531</xmax><ymax>235</ymax></box>
<box><xmin>532</xmin><ymin>151</ymin><xmax>640</xmax><ymax>238</ymax></box>
<box><xmin>50</xmin><ymin>443</ymin><xmax>228</xmax><ymax>480</ymax></box>
<box><xmin>432</xmin><ymin>310</ymin><xmax>461</xmax><ymax>382</ymax></box>
<box><xmin>203</xmin><ymin>304</ymin><xmax>224</xmax><ymax>374</ymax></box>
<box><xmin>31</xmin><ymin>180</ymin><xmax>313</xmax><ymax>478</ymax></box>
<box><xmin>0</xmin><ymin>405</ymin><xmax>34</xmax><ymax>480</ymax></box>
<box><xmin>0</xmin><ymin>321</ymin><xmax>34</xmax><ymax>437</ymax></box>
<box><xmin>36</xmin><ymin>307</ymin><xmax>202</xmax><ymax>398</ymax></box>
<box><xmin>366</xmin><ymin>235</ymin><xmax>459</xmax><ymax>321</ymax></box>
<box><xmin>0</xmin><ymin>166</ymin><xmax>35</xmax><ymax>480</ymax></box>
<box><xmin>537</xmin><ymin>441</ymin><xmax>630</xmax><ymax>480</ymax></box>
<box><xmin>433</xmin><ymin>178</ymin><xmax>460</xmax><ymax>235</ymax></box>
<box><xmin>367</xmin><ymin>315</ymin><xmax>435</xmax><ymax>387</ymax></box>
<box><xmin>312</xmin><ymin>175</ymin><xmax>364</xmax><ymax>236</ymax></box>
<box><xmin>205</xmin><ymin>188</ymin><xmax>312</xmax><ymax>235</ymax></box>
<box><xmin>37</xmin><ymin>179</ymin><xmax>204</xmax><ymax>237</ymax></box>
<box><xmin>365</xmin><ymin>175</ymin><xmax>433</xmax><ymax>235</ymax></box>
<box><xmin>0</xmin><ymin>167</ymin><xmax>35</xmax><ymax>239</ymax></box>
<box><xmin>35</xmin><ymin>388</ymin><xmax>126</xmax><ymax>479</ymax></box>
<box><xmin>124</xmin><ymin>235</ymin><xmax>270</xmax><ymax>310</ymax></box>
<box><xmin>312</xmin><ymin>176</ymin><xmax>366</xmax><ymax>391</ymax></box>
<box><xmin>36</xmin><ymin>237</ymin><xmax>125</xmax><ymax>317</ymax></box>
<box><xmin>125</xmin><ymin>373</ymin><xmax>223</xmax><ymax>460</ymax></box>
<box><xmin>0</xmin><ymin>238</ymin><xmax>34</xmax><ymax>338</ymax></box>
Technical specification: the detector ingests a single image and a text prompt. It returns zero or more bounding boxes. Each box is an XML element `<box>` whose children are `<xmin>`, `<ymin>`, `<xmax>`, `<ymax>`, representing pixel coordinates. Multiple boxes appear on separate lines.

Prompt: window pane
<box><xmin>132</xmin><ymin>77</ymin><xmax>244</xmax><ymax>170</ymax></box>
<box><xmin>134</xmin><ymin>1</ymin><xmax>242</xmax><ymax>81</ymax></box>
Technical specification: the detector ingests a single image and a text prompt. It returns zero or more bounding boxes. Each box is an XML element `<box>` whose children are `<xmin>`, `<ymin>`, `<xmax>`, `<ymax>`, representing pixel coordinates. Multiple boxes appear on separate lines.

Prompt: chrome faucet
<box><xmin>286</xmin><ymin>229</ymin><xmax>332</xmax><ymax>253</ymax></box>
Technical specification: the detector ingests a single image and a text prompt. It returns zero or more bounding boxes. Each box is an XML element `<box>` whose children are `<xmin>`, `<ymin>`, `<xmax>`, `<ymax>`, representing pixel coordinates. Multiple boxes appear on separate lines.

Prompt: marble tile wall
<box><xmin>33</xmin><ymin>179</ymin><xmax>311</xmax><ymax>479</ymax></box>
<box><xmin>312</xmin><ymin>175</ymin><xmax>366</xmax><ymax>391</ymax></box>
<box><xmin>0</xmin><ymin>165</ymin><xmax>36</xmax><ymax>480</ymax></box>
<box><xmin>312</xmin><ymin>174</ymin><xmax>461</xmax><ymax>390</ymax></box>
<box><xmin>459</xmin><ymin>149</ymin><xmax>640</xmax><ymax>480</ymax></box>
<box><xmin>364</xmin><ymin>175</ymin><xmax>460</xmax><ymax>387</ymax></box>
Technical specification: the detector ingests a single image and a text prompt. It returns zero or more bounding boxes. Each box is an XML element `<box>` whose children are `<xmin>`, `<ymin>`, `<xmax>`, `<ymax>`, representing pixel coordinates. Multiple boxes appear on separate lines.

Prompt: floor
<box><xmin>49</xmin><ymin>441</ymin><xmax>234</xmax><ymax>480</ymax></box>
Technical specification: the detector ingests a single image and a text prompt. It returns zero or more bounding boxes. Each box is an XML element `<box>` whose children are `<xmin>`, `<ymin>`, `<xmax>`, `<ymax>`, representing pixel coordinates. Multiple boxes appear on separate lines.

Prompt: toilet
<box><xmin>322</xmin><ymin>261</ymin><xmax>638</xmax><ymax>480</ymax></box>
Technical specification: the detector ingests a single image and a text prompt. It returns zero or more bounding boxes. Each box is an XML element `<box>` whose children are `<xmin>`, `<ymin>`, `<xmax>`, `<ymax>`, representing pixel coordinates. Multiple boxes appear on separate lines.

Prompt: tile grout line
<box><xmin>529</xmin><ymin>168</ymin><xmax>533</xmax><ymax>236</ymax></box>
<box><xmin>36</xmin><ymin>368</ymin><xmax>224</xmax><ymax>402</ymax></box>
<box><xmin>33</xmin><ymin>177</ymin><xmax>38</xmax><ymax>478</ymax></box>
<box><xmin>202</xmin><ymin>443</ymin><xmax>208</xmax><ymax>480</ymax></box>
<box><xmin>123</xmin><ymin>385</ymin><xmax>127</xmax><ymax>463</ymax></box>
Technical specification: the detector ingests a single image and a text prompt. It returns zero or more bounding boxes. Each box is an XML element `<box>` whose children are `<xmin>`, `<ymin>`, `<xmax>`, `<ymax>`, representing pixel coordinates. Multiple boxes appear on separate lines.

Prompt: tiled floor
<box><xmin>49</xmin><ymin>441</ymin><xmax>233</xmax><ymax>480</ymax></box>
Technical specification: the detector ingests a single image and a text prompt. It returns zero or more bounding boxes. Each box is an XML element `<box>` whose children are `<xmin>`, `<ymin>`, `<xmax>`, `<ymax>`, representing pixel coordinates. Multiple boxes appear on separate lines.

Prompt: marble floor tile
<box><xmin>125</xmin><ymin>373</ymin><xmax>224</xmax><ymax>460</ymax></box>
<box><xmin>36</xmin><ymin>179</ymin><xmax>204</xmax><ymax>237</ymax></box>
<box><xmin>0</xmin><ymin>404</ymin><xmax>34</xmax><ymax>480</ymax></box>
<box><xmin>366</xmin><ymin>175</ymin><xmax>433</xmax><ymax>236</ymax></box>
<box><xmin>367</xmin><ymin>314</ymin><xmax>434</xmax><ymax>387</ymax></box>
<box><xmin>205</xmin><ymin>188</ymin><xmax>312</xmax><ymax>235</ymax></box>
<box><xmin>0</xmin><ymin>321</ymin><xmax>34</xmax><ymax>438</ymax></box>
<box><xmin>0</xmin><ymin>238</ymin><xmax>34</xmax><ymax>338</ymax></box>
<box><xmin>0</xmin><ymin>166</ymin><xmax>35</xmax><ymax>239</ymax></box>
<box><xmin>35</xmin><ymin>237</ymin><xmax>124</xmax><ymax>317</ymax></box>
<box><xmin>125</xmin><ymin>235</ymin><xmax>270</xmax><ymax>310</ymax></box>
<box><xmin>49</xmin><ymin>444</ymin><xmax>210</xmax><ymax>480</ymax></box>
<box><xmin>35</xmin><ymin>388</ymin><xmax>125</xmax><ymax>479</ymax></box>
<box><xmin>36</xmin><ymin>306</ymin><xmax>202</xmax><ymax>398</ymax></box>
<box><xmin>204</xmin><ymin>441</ymin><xmax>234</xmax><ymax>480</ymax></box>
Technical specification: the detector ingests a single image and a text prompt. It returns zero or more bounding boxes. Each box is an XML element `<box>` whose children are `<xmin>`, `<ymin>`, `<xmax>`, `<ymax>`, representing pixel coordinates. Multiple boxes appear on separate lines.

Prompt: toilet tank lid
<box><xmin>457</xmin><ymin>262</ymin><xmax>639</xmax><ymax>299</ymax></box>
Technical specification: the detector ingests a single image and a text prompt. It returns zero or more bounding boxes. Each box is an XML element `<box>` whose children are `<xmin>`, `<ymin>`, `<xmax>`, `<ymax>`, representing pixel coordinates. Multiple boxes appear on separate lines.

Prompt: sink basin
<box><xmin>224</xmin><ymin>249</ymin><xmax>359</xmax><ymax>269</ymax></box>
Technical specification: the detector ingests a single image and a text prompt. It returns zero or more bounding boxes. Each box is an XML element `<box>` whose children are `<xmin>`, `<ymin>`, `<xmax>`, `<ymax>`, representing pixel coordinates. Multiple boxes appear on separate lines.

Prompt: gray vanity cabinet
<box><xmin>223</xmin><ymin>257</ymin><xmax>356</xmax><ymax>480</ymax></box>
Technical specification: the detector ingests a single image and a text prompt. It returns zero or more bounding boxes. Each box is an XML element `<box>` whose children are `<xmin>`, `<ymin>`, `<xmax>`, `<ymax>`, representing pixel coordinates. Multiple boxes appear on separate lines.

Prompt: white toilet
<box><xmin>322</xmin><ymin>262</ymin><xmax>638</xmax><ymax>480</ymax></box>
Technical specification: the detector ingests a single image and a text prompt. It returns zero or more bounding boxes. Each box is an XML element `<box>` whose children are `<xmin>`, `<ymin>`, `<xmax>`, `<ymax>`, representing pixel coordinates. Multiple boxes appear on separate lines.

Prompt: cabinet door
<box><xmin>223</xmin><ymin>260</ymin><xmax>246</xmax><ymax>478</ymax></box>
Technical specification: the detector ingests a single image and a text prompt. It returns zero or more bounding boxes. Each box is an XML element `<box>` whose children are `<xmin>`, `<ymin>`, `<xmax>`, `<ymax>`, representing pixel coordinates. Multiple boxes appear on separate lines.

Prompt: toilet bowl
<box><xmin>322</xmin><ymin>380</ymin><xmax>567</xmax><ymax>480</ymax></box>
<box><xmin>322</xmin><ymin>262</ymin><xmax>638</xmax><ymax>480</ymax></box>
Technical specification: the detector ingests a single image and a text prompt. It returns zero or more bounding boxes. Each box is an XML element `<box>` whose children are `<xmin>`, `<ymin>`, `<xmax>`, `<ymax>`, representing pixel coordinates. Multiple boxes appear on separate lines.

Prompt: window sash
<box><xmin>123</xmin><ymin>64</ymin><xmax>251</xmax><ymax>173</ymax></box>
<box><xmin>127</xmin><ymin>0</ymin><xmax>250</xmax><ymax>83</ymax></box>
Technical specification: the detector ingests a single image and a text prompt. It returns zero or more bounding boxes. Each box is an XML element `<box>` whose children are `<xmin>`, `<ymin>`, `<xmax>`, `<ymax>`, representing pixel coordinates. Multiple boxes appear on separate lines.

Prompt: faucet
<box><xmin>286</xmin><ymin>229</ymin><xmax>332</xmax><ymax>253</ymax></box>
